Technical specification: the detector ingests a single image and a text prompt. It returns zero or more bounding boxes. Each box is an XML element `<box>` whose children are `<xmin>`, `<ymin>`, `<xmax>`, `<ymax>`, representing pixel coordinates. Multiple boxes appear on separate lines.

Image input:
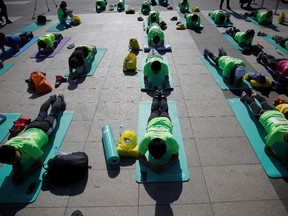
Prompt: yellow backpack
<box><xmin>117</xmin><ymin>130</ymin><xmax>139</xmax><ymax>158</ymax></box>
<box><xmin>72</xmin><ymin>15</ymin><xmax>81</xmax><ymax>26</ymax></box>
<box><xmin>278</xmin><ymin>11</ymin><xmax>285</xmax><ymax>24</ymax></box>
<box><xmin>123</xmin><ymin>52</ymin><xmax>137</xmax><ymax>72</ymax></box>
<box><xmin>129</xmin><ymin>38</ymin><xmax>140</xmax><ymax>50</ymax></box>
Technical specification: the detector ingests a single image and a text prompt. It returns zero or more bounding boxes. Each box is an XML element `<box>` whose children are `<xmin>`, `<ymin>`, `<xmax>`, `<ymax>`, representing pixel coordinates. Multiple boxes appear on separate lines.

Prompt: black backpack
<box><xmin>42</xmin><ymin>152</ymin><xmax>91</xmax><ymax>183</ymax></box>
<box><xmin>37</xmin><ymin>15</ymin><xmax>47</xmax><ymax>24</ymax></box>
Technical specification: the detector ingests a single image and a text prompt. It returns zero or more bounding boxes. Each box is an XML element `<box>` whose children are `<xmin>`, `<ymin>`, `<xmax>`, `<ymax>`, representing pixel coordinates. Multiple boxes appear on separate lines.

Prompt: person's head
<box><xmin>151</xmin><ymin>60</ymin><xmax>161</xmax><ymax>74</ymax></box>
<box><xmin>234</xmin><ymin>65</ymin><xmax>246</xmax><ymax>83</ymax></box>
<box><xmin>245</xmin><ymin>29</ymin><xmax>255</xmax><ymax>39</ymax></box>
<box><xmin>182</xmin><ymin>0</ymin><xmax>188</xmax><ymax>4</ymax></box>
<box><xmin>218</xmin><ymin>14</ymin><xmax>225</xmax><ymax>23</ymax></box>
<box><xmin>142</xmin><ymin>2</ymin><xmax>149</xmax><ymax>9</ymax></box>
<box><xmin>0</xmin><ymin>33</ymin><xmax>7</xmax><ymax>42</ymax></box>
<box><xmin>96</xmin><ymin>1</ymin><xmax>102</xmax><ymax>7</ymax></box>
<box><xmin>60</xmin><ymin>1</ymin><xmax>67</xmax><ymax>8</ymax></box>
<box><xmin>152</xmin><ymin>34</ymin><xmax>160</xmax><ymax>45</ymax></box>
<box><xmin>191</xmin><ymin>14</ymin><xmax>199</xmax><ymax>22</ymax></box>
<box><xmin>37</xmin><ymin>40</ymin><xmax>47</xmax><ymax>49</ymax></box>
<box><xmin>148</xmin><ymin>138</ymin><xmax>167</xmax><ymax>159</ymax></box>
<box><xmin>151</xmin><ymin>13</ymin><xmax>157</xmax><ymax>23</ymax></box>
<box><xmin>69</xmin><ymin>57</ymin><xmax>80</xmax><ymax>69</ymax></box>
<box><xmin>0</xmin><ymin>145</ymin><xmax>20</xmax><ymax>165</ymax></box>
<box><xmin>266</xmin><ymin>10</ymin><xmax>273</xmax><ymax>19</ymax></box>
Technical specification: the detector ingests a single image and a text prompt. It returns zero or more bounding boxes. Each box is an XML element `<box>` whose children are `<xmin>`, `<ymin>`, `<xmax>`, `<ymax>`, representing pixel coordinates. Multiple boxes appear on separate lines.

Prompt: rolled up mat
<box><xmin>102</xmin><ymin>125</ymin><xmax>120</xmax><ymax>165</ymax></box>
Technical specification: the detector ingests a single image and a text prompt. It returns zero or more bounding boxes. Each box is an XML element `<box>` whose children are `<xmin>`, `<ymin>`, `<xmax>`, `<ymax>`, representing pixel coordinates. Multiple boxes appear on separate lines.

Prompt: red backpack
<box><xmin>25</xmin><ymin>71</ymin><xmax>52</xmax><ymax>95</ymax></box>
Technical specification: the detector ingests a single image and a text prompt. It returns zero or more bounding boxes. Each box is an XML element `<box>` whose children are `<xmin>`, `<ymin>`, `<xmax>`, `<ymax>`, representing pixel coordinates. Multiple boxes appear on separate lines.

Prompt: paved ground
<box><xmin>0</xmin><ymin>0</ymin><xmax>288</xmax><ymax>215</ymax></box>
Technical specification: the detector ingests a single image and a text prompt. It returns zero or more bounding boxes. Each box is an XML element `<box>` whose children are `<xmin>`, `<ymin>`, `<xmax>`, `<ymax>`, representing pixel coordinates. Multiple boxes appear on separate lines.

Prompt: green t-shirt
<box><xmin>57</xmin><ymin>8</ymin><xmax>66</xmax><ymax>23</ymax></box>
<box><xmin>218</xmin><ymin>56</ymin><xmax>245</xmax><ymax>79</ymax></box>
<box><xmin>259</xmin><ymin>110</ymin><xmax>288</xmax><ymax>147</ymax></box>
<box><xmin>147</xmin><ymin>11</ymin><xmax>160</xmax><ymax>26</ymax></box>
<box><xmin>178</xmin><ymin>1</ymin><xmax>189</xmax><ymax>13</ymax></box>
<box><xmin>5</xmin><ymin>128</ymin><xmax>49</xmax><ymax>160</ymax></box>
<box><xmin>147</xmin><ymin>23</ymin><xmax>164</xmax><ymax>47</ymax></box>
<box><xmin>37</xmin><ymin>33</ymin><xmax>56</xmax><ymax>49</ymax></box>
<box><xmin>285</xmin><ymin>41</ymin><xmax>288</xmax><ymax>50</ymax></box>
<box><xmin>96</xmin><ymin>0</ymin><xmax>107</xmax><ymax>9</ymax></box>
<box><xmin>256</xmin><ymin>11</ymin><xmax>273</xmax><ymax>24</ymax></box>
<box><xmin>186</xmin><ymin>14</ymin><xmax>201</xmax><ymax>28</ymax></box>
<box><xmin>211</xmin><ymin>10</ymin><xmax>228</xmax><ymax>24</ymax></box>
<box><xmin>139</xmin><ymin>117</ymin><xmax>179</xmax><ymax>165</ymax></box>
<box><xmin>141</xmin><ymin>1</ymin><xmax>151</xmax><ymax>15</ymax></box>
<box><xmin>234</xmin><ymin>32</ymin><xmax>253</xmax><ymax>46</ymax></box>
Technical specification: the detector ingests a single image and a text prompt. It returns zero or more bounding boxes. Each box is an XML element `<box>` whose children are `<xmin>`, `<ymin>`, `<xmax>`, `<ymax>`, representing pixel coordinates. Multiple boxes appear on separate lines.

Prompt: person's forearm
<box><xmin>139</xmin><ymin>155</ymin><xmax>155</xmax><ymax>170</ymax></box>
<box><xmin>83</xmin><ymin>62</ymin><xmax>88</xmax><ymax>73</ymax></box>
<box><xmin>161</xmin><ymin>154</ymin><xmax>178</xmax><ymax>170</ymax></box>
<box><xmin>21</xmin><ymin>160</ymin><xmax>42</xmax><ymax>179</ymax></box>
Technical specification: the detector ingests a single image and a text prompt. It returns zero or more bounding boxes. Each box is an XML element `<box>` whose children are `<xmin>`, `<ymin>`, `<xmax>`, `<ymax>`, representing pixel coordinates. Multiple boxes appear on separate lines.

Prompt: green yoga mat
<box><xmin>141</xmin><ymin>54</ymin><xmax>173</xmax><ymax>91</ymax></box>
<box><xmin>181</xmin><ymin>16</ymin><xmax>203</xmax><ymax>30</ymax></box>
<box><xmin>0</xmin><ymin>111</ymin><xmax>74</xmax><ymax>203</ymax></box>
<box><xmin>143</xmin><ymin>35</ymin><xmax>172</xmax><ymax>52</ymax></box>
<box><xmin>135</xmin><ymin>101</ymin><xmax>190</xmax><ymax>183</ymax></box>
<box><xmin>245</xmin><ymin>16</ymin><xmax>277</xmax><ymax>29</ymax></box>
<box><xmin>176</xmin><ymin>6</ymin><xmax>191</xmax><ymax>14</ymax></box>
<box><xmin>113</xmin><ymin>4</ymin><xmax>129</xmax><ymax>12</ymax></box>
<box><xmin>0</xmin><ymin>113</ymin><xmax>22</xmax><ymax>143</ymax></box>
<box><xmin>262</xmin><ymin>36</ymin><xmax>288</xmax><ymax>55</ymax></box>
<box><xmin>0</xmin><ymin>62</ymin><xmax>14</xmax><ymax>76</ymax></box>
<box><xmin>207</xmin><ymin>15</ymin><xmax>233</xmax><ymax>27</ymax></box>
<box><xmin>228</xmin><ymin>98</ymin><xmax>288</xmax><ymax>178</ymax></box>
<box><xmin>18</xmin><ymin>19</ymin><xmax>52</xmax><ymax>33</ymax></box>
<box><xmin>200</xmin><ymin>55</ymin><xmax>252</xmax><ymax>90</ymax></box>
<box><xmin>64</xmin><ymin>48</ymin><xmax>107</xmax><ymax>77</ymax></box>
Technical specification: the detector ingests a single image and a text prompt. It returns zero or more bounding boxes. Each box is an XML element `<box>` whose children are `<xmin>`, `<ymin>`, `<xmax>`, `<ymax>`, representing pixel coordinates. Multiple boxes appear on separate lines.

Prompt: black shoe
<box><xmin>57</xmin><ymin>94</ymin><xmax>66</xmax><ymax>111</ymax></box>
<box><xmin>171</xmin><ymin>16</ymin><xmax>178</xmax><ymax>21</ymax></box>
<box><xmin>204</xmin><ymin>48</ymin><xmax>209</xmax><ymax>58</ymax></box>
<box><xmin>240</xmin><ymin>91</ymin><xmax>246</xmax><ymax>102</ymax></box>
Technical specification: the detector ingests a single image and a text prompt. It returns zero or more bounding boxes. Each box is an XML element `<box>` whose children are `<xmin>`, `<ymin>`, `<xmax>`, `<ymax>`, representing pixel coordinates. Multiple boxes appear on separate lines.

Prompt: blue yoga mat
<box><xmin>200</xmin><ymin>55</ymin><xmax>252</xmax><ymax>90</ymax></box>
<box><xmin>64</xmin><ymin>48</ymin><xmax>107</xmax><ymax>77</ymax></box>
<box><xmin>207</xmin><ymin>15</ymin><xmax>233</xmax><ymax>27</ymax></box>
<box><xmin>143</xmin><ymin>35</ymin><xmax>172</xmax><ymax>52</ymax></box>
<box><xmin>0</xmin><ymin>111</ymin><xmax>74</xmax><ymax>203</ymax></box>
<box><xmin>18</xmin><ymin>20</ymin><xmax>52</xmax><ymax>33</ymax></box>
<box><xmin>245</xmin><ymin>16</ymin><xmax>277</xmax><ymax>29</ymax></box>
<box><xmin>228</xmin><ymin>98</ymin><xmax>288</xmax><ymax>178</ymax></box>
<box><xmin>181</xmin><ymin>16</ymin><xmax>203</xmax><ymax>30</ymax></box>
<box><xmin>141</xmin><ymin>54</ymin><xmax>173</xmax><ymax>91</ymax></box>
<box><xmin>0</xmin><ymin>37</ymin><xmax>38</xmax><ymax>58</ymax></box>
<box><xmin>262</xmin><ymin>36</ymin><xmax>288</xmax><ymax>55</ymax></box>
<box><xmin>135</xmin><ymin>101</ymin><xmax>190</xmax><ymax>183</ymax></box>
<box><xmin>0</xmin><ymin>113</ymin><xmax>22</xmax><ymax>143</ymax></box>
<box><xmin>0</xmin><ymin>62</ymin><xmax>14</xmax><ymax>76</ymax></box>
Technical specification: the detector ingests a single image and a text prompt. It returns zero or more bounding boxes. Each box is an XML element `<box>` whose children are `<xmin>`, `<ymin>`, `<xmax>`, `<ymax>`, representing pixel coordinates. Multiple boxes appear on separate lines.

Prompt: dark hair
<box><xmin>191</xmin><ymin>14</ymin><xmax>198</xmax><ymax>22</ymax></box>
<box><xmin>0</xmin><ymin>145</ymin><xmax>16</xmax><ymax>164</ymax></box>
<box><xmin>38</xmin><ymin>40</ymin><xmax>47</xmax><ymax>49</ymax></box>
<box><xmin>151</xmin><ymin>14</ymin><xmax>157</xmax><ymax>23</ymax></box>
<box><xmin>60</xmin><ymin>1</ymin><xmax>67</xmax><ymax>8</ymax></box>
<box><xmin>245</xmin><ymin>29</ymin><xmax>255</xmax><ymax>39</ymax></box>
<box><xmin>148</xmin><ymin>138</ymin><xmax>166</xmax><ymax>159</ymax></box>
<box><xmin>266</xmin><ymin>10</ymin><xmax>273</xmax><ymax>19</ymax></box>
<box><xmin>152</xmin><ymin>35</ymin><xmax>160</xmax><ymax>45</ymax></box>
<box><xmin>0</xmin><ymin>33</ymin><xmax>6</xmax><ymax>41</ymax></box>
<box><xmin>219</xmin><ymin>14</ymin><xmax>225</xmax><ymax>23</ymax></box>
<box><xmin>96</xmin><ymin>1</ymin><xmax>102</xmax><ymax>6</ymax></box>
<box><xmin>69</xmin><ymin>57</ymin><xmax>79</xmax><ymax>69</ymax></box>
<box><xmin>151</xmin><ymin>60</ymin><xmax>161</xmax><ymax>72</ymax></box>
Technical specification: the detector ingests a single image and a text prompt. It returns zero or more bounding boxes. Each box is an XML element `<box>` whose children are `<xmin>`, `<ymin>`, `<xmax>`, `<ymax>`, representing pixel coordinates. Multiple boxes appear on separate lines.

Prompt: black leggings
<box><xmin>243</xmin><ymin>93</ymin><xmax>276</xmax><ymax>118</ymax></box>
<box><xmin>272</xmin><ymin>35</ymin><xmax>288</xmax><ymax>48</ymax></box>
<box><xmin>205</xmin><ymin>49</ymin><xmax>227</xmax><ymax>66</ymax></box>
<box><xmin>148</xmin><ymin>98</ymin><xmax>171</xmax><ymax>123</ymax></box>
<box><xmin>26</xmin><ymin>97</ymin><xmax>62</xmax><ymax>135</ymax></box>
<box><xmin>259</xmin><ymin>53</ymin><xmax>286</xmax><ymax>70</ymax></box>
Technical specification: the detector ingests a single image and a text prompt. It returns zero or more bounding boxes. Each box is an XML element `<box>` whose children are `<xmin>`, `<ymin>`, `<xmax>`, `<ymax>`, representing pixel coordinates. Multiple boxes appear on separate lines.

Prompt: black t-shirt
<box><xmin>69</xmin><ymin>47</ymin><xmax>89</xmax><ymax>66</ymax></box>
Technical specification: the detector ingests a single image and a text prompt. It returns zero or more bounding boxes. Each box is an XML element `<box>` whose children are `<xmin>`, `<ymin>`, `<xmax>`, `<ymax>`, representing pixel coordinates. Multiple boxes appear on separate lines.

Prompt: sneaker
<box><xmin>57</xmin><ymin>94</ymin><xmax>66</xmax><ymax>111</ymax></box>
<box><xmin>204</xmin><ymin>48</ymin><xmax>209</xmax><ymax>58</ymax></box>
<box><xmin>49</xmin><ymin>94</ymin><xmax>57</xmax><ymax>103</ymax></box>
<box><xmin>137</xmin><ymin>16</ymin><xmax>143</xmax><ymax>21</ymax></box>
<box><xmin>13</xmin><ymin>117</ymin><xmax>31</xmax><ymax>124</ymax></box>
<box><xmin>240</xmin><ymin>91</ymin><xmax>246</xmax><ymax>102</ymax></box>
<box><xmin>171</xmin><ymin>16</ymin><xmax>178</xmax><ymax>21</ymax></box>
<box><xmin>67</xmin><ymin>43</ymin><xmax>75</xmax><ymax>49</ymax></box>
<box><xmin>55</xmin><ymin>75</ymin><xmax>68</xmax><ymax>88</ymax></box>
<box><xmin>218</xmin><ymin>47</ymin><xmax>224</xmax><ymax>55</ymax></box>
<box><xmin>167</xmin><ymin>6</ymin><xmax>173</xmax><ymax>10</ymax></box>
<box><xmin>153</xmin><ymin>90</ymin><xmax>164</xmax><ymax>99</ymax></box>
<box><xmin>257</xmin><ymin>31</ymin><xmax>267</xmax><ymax>36</ymax></box>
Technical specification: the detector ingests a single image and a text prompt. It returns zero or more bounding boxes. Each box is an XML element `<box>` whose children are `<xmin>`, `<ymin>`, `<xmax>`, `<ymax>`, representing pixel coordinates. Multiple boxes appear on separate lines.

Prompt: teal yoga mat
<box><xmin>200</xmin><ymin>55</ymin><xmax>252</xmax><ymax>90</ymax></box>
<box><xmin>0</xmin><ymin>111</ymin><xmax>74</xmax><ymax>203</ymax></box>
<box><xmin>176</xmin><ymin>5</ymin><xmax>191</xmax><ymax>14</ymax></box>
<box><xmin>46</xmin><ymin>21</ymin><xmax>71</xmax><ymax>32</ymax></box>
<box><xmin>101</xmin><ymin>125</ymin><xmax>120</xmax><ymax>165</ymax></box>
<box><xmin>143</xmin><ymin>35</ymin><xmax>172</xmax><ymax>52</ymax></box>
<box><xmin>245</xmin><ymin>16</ymin><xmax>277</xmax><ymax>29</ymax></box>
<box><xmin>181</xmin><ymin>17</ymin><xmax>203</xmax><ymax>30</ymax></box>
<box><xmin>141</xmin><ymin>54</ymin><xmax>173</xmax><ymax>91</ymax></box>
<box><xmin>262</xmin><ymin>36</ymin><xmax>288</xmax><ymax>55</ymax></box>
<box><xmin>18</xmin><ymin>19</ymin><xmax>52</xmax><ymax>33</ymax></box>
<box><xmin>64</xmin><ymin>48</ymin><xmax>107</xmax><ymax>77</ymax></box>
<box><xmin>207</xmin><ymin>15</ymin><xmax>233</xmax><ymax>27</ymax></box>
<box><xmin>135</xmin><ymin>101</ymin><xmax>189</xmax><ymax>183</ymax></box>
<box><xmin>0</xmin><ymin>113</ymin><xmax>22</xmax><ymax>143</ymax></box>
<box><xmin>228</xmin><ymin>98</ymin><xmax>288</xmax><ymax>178</ymax></box>
<box><xmin>0</xmin><ymin>37</ymin><xmax>38</xmax><ymax>58</ymax></box>
<box><xmin>0</xmin><ymin>62</ymin><xmax>14</xmax><ymax>76</ymax></box>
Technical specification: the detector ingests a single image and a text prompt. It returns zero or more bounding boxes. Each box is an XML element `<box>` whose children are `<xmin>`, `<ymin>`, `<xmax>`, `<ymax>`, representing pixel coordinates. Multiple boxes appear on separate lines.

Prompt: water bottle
<box><xmin>119</xmin><ymin>125</ymin><xmax>124</xmax><ymax>137</ymax></box>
